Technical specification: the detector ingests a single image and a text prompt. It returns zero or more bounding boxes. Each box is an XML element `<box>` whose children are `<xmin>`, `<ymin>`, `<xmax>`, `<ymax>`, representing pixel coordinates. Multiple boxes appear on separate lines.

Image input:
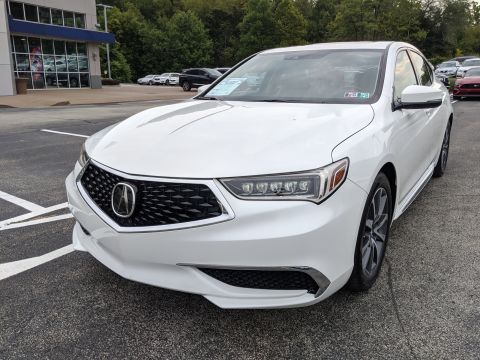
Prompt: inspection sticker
<box><xmin>208</xmin><ymin>78</ymin><xmax>245</xmax><ymax>96</ymax></box>
<box><xmin>344</xmin><ymin>91</ymin><xmax>370</xmax><ymax>99</ymax></box>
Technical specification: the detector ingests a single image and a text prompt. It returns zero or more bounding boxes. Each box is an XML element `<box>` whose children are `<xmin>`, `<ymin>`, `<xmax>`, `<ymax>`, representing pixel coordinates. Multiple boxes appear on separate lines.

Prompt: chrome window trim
<box><xmin>76</xmin><ymin>159</ymin><xmax>235</xmax><ymax>233</ymax></box>
<box><xmin>177</xmin><ymin>264</ymin><xmax>331</xmax><ymax>298</ymax></box>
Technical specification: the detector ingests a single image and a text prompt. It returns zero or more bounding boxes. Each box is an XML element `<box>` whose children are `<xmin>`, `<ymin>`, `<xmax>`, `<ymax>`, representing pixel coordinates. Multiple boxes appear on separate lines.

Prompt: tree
<box><xmin>237</xmin><ymin>0</ymin><xmax>279</xmax><ymax>59</ymax></box>
<box><xmin>100</xmin><ymin>44</ymin><xmax>132</xmax><ymax>82</ymax></box>
<box><xmin>164</xmin><ymin>11</ymin><xmax>213</xmax><ymax>70</ymax></box>
<box><xmin>274</xmin><ymin>0</ymin><xmax>307</xmax><ymax>46</ymax></box>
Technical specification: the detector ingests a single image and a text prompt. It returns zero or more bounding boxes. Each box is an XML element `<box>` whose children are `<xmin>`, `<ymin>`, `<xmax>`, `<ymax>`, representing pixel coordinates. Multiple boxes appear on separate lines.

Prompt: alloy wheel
<box><xmin>361</xmin><ymin>187</ymin><xmax>389</xmax><ymax>276</ymax></box>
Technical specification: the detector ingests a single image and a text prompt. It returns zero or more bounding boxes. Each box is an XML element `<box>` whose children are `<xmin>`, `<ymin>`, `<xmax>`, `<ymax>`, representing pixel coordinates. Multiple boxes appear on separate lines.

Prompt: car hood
<box><xmin>436</xmin><ymin>67</ymin><xmax>456</xmax><ymax>72</ymax></box>
<box><xmin>457</xmin><ymin>76</ymin><xmax>480</xmax><ymax>84</ymax></box>
<box><xmin>86</xmin><ymin>100</ymin><xmax>374</xmax><ymax>178</ymax></box>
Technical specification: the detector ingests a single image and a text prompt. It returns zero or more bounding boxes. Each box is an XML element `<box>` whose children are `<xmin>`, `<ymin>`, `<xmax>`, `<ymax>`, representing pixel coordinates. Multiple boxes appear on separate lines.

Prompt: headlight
<box><xmin>220</xmin><ymin>158</ymin><xmax>349</xmax><ymax>204</ymax></box>
<box><xmin>78</xmin><ymin>142</ymin><xmax>90</xmax><ymax>168</ymax></box>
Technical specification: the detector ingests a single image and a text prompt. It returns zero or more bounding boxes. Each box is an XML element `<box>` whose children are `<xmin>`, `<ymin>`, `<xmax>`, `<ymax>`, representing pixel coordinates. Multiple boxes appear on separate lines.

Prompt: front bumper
<box><xmin>453</xmin><ymin>87</ymin><xmax>480</xmax><ymax>96</ymax></box>
<box><xmin>66</xmin><ymin>163</ymin><xmax>367</xmax><ymax>309</ymax></box>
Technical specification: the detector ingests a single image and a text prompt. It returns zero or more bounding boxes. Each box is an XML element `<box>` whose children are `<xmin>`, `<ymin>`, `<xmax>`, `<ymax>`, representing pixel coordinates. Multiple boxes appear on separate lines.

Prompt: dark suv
<box><xmin>179</xmin><ymin>68</ymin><xmax>222</xmax><ymax>91</ymax></box>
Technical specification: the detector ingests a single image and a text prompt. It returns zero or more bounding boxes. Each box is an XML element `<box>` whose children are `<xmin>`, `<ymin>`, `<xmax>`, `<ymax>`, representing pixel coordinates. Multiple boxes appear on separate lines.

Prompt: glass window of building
<box><xmin>66</xmin><ymin>42</ymin><xmax>77</xmax><ymax>55</ymax></box>
<box><xmin>51</xmin><ymin>9</ymin><xmax>63</xmax><ymax>25</ymax></box>
<box><xmin>11</xmin><ymin>36</ymin><xmax>89</xmax><ymax>90</ymax></box>
<box><xmin>9</xmin><ymin>1</ymin><xmax>24</xmax><ymax>20</ymax></box>
<box><xmin>54</xmin><ymin>40</ymin><xmax>66</xmax><ymax>55</ymax></box>
<box><xmin>42</xmin><ymin>39</ymin><xmax>54</xmax><ymax>54</ymax></box>
<box><xmin>75</xmin><ymin>13</ymin><xmax>85</xmax><ymax>28</ymax></box>
<box><xmin>77</xmin><ymin>43</ymin><xmax>87</xmax><ymax>56</ymax></box>
<box><xmin>15</xmin><ymin>54</ymin><xmax>30</xmax><ymax>71</ymax></box>
<box><xmin>39</xmin><ymin>7</ymin><xmax>51</xmax><ymax>24</ymax></box>
<box><xmin>24</xmin><ymin>4</ymin><xmax>38</xmax><ymax>22</ymax></box>
<box><xmin>13</xmin><ymin>36</ymin><xmax>28</xmax><ymax>53</ymax></box>
<box><xmin>63</xmin><ymin>11</ymin><xmax>75</xmax><ymax>27</ymax></box>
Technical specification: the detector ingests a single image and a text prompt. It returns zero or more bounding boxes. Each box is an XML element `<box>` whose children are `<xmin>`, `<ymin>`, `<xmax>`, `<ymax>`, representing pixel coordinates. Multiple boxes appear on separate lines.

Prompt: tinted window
<box><xmin>51</xmin><ymin>9</ymin><xmax>63</xmax><ymax>25</ymax></box>
<box><xmin>394</xmin><ymin>51</ymin><xmax>417</xmax><ymax>100</ymax></box>
<box><xmin>75</xmin><ymin>13</ymin><xmax>85</xmax><ymax>28</ymax></box>
<box><xmin>9</xmin><ymin>1</ymin><xmax>24</xmax><ymax>20</ymax></box>
<box><xmin>54</xmin><ymin>40</ymin><xmax>66</xmax><ymax>55</ymax></box>
<box><xmin>63</xmin><ymin>11</ymin><xmax>74</xmax><ymax>27</ymax></box>
<box><xmin>13</xmin><ymin>36</ymin><xmax>28</xmax><ymax>53</ymax></box>
<box><xmin>77</xmin><ymin>43</ymin><xmax>87</xmax><ymax>56</ymax></box>
<box><xmin>409</xmin><ymin>51</ymin><xmax>432</xmax><ymax>86</ymax></box>
<box><xmin>39</xmin><ymin>7</ymin><xmax>51</xmax><ymax>24</ymax></box>
<box><xmin>42</xmin><ymin>39</ymin><xmax>54</xmax><ymax>54</ymax></box>
<box><xmin>24</xmin><ymin>4</ymin><xmax>38</xmax><ymax>22</ymax></box>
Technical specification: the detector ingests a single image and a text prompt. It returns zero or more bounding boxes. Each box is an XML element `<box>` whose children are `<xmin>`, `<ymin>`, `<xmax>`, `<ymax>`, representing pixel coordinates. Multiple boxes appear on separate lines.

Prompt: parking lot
<box><xmin>0</xmin><ymin>99</ymin><xmax>479</xmax><ymax>359</ymax></box>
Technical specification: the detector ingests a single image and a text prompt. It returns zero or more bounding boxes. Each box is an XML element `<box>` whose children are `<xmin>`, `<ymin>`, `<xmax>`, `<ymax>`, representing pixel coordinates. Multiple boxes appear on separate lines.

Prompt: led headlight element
<box><xmin>220</xmin><ymin>158</ymin><xmax>349</xmax><ymax>204</ymax></box>
<box><xmin>78</xmin><ymin>142</ymin><xmax>90</xmax><ymax>168</ymax></box>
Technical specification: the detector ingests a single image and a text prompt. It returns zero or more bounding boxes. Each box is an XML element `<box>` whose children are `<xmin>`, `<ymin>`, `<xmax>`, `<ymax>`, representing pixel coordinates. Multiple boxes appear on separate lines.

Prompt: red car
<box><xmin>453</xmin><ymin>68</ymin><xmax>480</xmax><ymax>99</ymax></box>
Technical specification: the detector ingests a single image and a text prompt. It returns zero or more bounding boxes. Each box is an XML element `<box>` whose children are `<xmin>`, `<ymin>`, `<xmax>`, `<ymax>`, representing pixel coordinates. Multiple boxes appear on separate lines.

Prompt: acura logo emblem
<box><xmin>111</xmin><ymin>182</ymin><xmax>136</xmax><ymax>218</ymax></box>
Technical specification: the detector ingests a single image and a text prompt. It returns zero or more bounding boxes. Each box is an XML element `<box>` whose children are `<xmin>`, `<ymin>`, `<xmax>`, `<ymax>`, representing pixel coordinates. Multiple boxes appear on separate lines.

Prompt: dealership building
<box><xmin>0</xmin><ymin>0</ymin><xmax>114</xmax><ymax>96</ymax></box>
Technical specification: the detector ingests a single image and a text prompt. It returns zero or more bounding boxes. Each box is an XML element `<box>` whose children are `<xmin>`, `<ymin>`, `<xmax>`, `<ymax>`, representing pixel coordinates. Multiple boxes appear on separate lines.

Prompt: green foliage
<box><xmin>97</xmin><ymin>0</ymin><xmax>480</xmax><ymax>81</ymax></box>
<box><xmin>165</xmin><ymin>10</ymin><xmax>213</xmax><ymax>70</ymax></box>
<box><xmin>274</xmin><ymin>0</ymin><xmax>307</xmax><ymax>47</ymax></box>
<box><xmin>100</xmin><ymin>44</ymin><xmax>132</xmax><ymax>82</ymax></box>
<box><xmin>237</xmin><ymin>0</ymin><xmax>279</xmax><ymax>59</ymax></box>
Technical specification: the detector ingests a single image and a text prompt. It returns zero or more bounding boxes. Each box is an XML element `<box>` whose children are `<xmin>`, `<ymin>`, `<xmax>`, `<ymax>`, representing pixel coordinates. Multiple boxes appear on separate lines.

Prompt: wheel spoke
<box><xmin>377</xmin><ymin>191</ymin><xmax>387</xmax><ymax>218</ymax></box>
<box><xmin>374</xmin><ymin>213</ymin><xmax>388</xmax><ymax>230</ymax></box>
<box><xmin>362</xmin><ymin>242</ymin><xmax>371</xmax><ymax>270</ymax></box>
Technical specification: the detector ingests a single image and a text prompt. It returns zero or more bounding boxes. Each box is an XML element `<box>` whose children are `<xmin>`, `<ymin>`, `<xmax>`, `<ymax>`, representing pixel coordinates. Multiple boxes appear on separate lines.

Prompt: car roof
<box><xmin>262</xmin><ymin>41</ymin><xmax>395</xmax><ymax>54</ymax></box>
<box><xmin>463</xmin><ymin>58</ymin><xmax>480</xmax><ymax>62</ymax></box>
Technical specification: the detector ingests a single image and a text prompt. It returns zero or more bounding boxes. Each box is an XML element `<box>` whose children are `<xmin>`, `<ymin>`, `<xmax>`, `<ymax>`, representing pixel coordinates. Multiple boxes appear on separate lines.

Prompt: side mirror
<box><xmin>197</xmin><ymin>85</ymin><xmax>209</xmax><ymax>93</ymax></box>
<box><xmin>393</xmin><ymin>85</ymin><xmax>443</xmax><ymax>111</ymax></box>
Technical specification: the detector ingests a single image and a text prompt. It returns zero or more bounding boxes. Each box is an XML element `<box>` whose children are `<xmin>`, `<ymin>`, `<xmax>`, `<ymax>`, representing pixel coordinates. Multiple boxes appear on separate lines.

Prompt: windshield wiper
<box><xmin>197</xmin><ymin>96</ymin><xmax>219</xmax><ymax>100</ymax></box>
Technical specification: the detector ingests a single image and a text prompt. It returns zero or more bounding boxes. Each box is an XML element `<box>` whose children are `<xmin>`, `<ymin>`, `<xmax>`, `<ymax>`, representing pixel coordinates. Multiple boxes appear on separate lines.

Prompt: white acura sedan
<box><xmin>66</xmin><ymin>42</ymin><xmax>453</xmax><ymax>309</ymax></box>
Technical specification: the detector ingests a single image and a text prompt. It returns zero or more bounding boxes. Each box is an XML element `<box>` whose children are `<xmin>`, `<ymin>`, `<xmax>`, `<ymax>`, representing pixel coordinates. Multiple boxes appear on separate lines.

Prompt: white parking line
<box><xmin>0</xmin><ymin>214</ymin><xmax>73</xmax><ymax>231</ymax></box>
<box><xmin>0</xmin><ymin>190</ymin><xmax>44</xmax><ymax>212</ymax></box>
<box><xmin>41</xmin><ymin>129</ymin><xmax>89</xmax><ymax>138</ymax></box>
<box><xmin>0</xmin><ymin>202</ymin><xmax>69</xmax><ymax>229</ymax></box>
<box><xmin>0</xmin><ymin>245</ymin><xmax>74</xmax><ymax>281</ymax></box>
<box><xmin>452</xmin><ymin>100</ymin><xmax>458</xmax><ymax>104</ymax></box>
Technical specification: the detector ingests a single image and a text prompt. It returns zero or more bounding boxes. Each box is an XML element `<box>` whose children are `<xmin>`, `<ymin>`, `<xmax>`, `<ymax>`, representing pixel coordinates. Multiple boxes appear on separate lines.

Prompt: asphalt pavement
<box><xmin>0</xmin><ymin>99</ymin><xmax>478</xmax><ymax>359</ymax></box>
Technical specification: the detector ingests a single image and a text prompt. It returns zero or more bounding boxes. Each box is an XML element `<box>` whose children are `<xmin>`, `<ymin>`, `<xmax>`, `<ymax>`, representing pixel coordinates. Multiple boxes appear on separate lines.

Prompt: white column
<box><xmin>0</xmin><ymin>0</ymin><xmax>15</xmax><ymax>96</ymax></box>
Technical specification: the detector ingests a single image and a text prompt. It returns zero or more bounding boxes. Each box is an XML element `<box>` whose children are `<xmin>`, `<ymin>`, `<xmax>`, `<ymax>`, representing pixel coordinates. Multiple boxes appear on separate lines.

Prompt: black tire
<box><xmin>70</xmin><ymin>78</ymin><xmax>78</xmax><ymax>88</ymax></box>
<box><xmin>452</xmin><ymin>95</ymin><xmax>461</xmax><ymax>100</ymax></box>
<box><xmin>165</xmin><ymin>80</ymin><xmax>170</xmax><ymax>86</ymax></box>
<box><xmin>149</xmin><ymin>80</ymin><xmax>153</xmax><ymax>85</ymax></box>
<box><xmin>433</xmin><ymin>120</ymin><xmax>452</xmax><ymax>178</ymax></box>
<box><xmin>46</xmin><ymin>77</ymin><xmax>53</xmax><ymax>86</ymax></box>
<box><xmin>182</xmin><ymin>81</ymin><xmax>191</xmax><ymax>91</ymax></box>
<box><xmin>347</xmin><ymin>172</ymin><xmax>393</xmax><ymax>291</ymax></box>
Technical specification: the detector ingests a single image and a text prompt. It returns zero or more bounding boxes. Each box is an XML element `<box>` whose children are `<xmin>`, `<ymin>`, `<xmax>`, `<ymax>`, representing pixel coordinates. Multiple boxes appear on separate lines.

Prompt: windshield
<box><xmin>202</xmin><ymin>50</ymin><xmax>384</xmax><ymax>103</ymax></box>
<box><xmin>464</xmin><ymin>60</ymin><xmax>480</xmax><ymax>67</ymax></box>
<box><xmin>439</xmin><ymin>62</ymin><xmax>456</xmax><ymax>68</ymax></box>
<box><xmin>466</xmin><ymin>69</ymin><xmax>480</xmax><ymax>77</ymax></box>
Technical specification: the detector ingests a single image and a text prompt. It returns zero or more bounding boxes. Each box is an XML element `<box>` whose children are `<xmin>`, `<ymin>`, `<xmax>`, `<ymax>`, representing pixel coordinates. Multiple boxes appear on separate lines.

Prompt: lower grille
<box><xmin>461</xmin><ymin>84</ymin><xmax>480</xmax><ymax>89</ymax></box>
<box><xmin>198</xmin><ymin>268</ymin><xmax>319</xmax><ymax>294</ymax></box>
<box><xmin>80</xmin><ymin>163</ymin><xmax>223</xmax><ymax>227</ymax></box>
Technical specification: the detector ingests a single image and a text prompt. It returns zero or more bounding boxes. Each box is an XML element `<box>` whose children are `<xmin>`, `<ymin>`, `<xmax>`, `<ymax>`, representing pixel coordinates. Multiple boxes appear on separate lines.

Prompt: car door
<box><xmin>196</xmin><ymin>70</ymin><xmax>211</xmax><ymax>85</ymax></box>
<box><xmin>390</xmin><ymin>50</ymin><xmax>432</xmax><ymax>203</ymax></box>
<box><xmin>408</xmin><ymin>50</ymin><xmax>446</xmax><ymax>167</ymax></box>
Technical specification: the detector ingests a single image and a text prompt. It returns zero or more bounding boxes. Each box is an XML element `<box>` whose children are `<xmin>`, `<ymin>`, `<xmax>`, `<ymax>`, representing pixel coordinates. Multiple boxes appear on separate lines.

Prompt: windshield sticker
<box><xmin>208</xmin><ymin>78</ymin><xmax>245</xmax><ymax>96</ymax></box>
<box><xmin>344</xmin><ymin>91</ymin><xmax>370</xmax><ymax>99</ymax></box>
